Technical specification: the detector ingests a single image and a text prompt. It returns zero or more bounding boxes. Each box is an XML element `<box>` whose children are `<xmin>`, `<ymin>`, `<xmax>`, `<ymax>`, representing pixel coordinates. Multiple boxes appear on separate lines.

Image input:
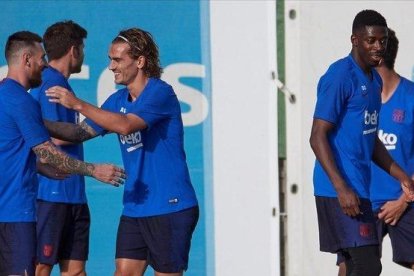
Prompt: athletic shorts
<box><xmin>337</xmin><ymin>205</ymin><xmax>414</xmax><ymax>268</ymax></box>
<box><xmin>0</xmin><ymin>222</ymin><xmax>36</xmax><ymax>276</ymax></box>
<box><xmin>377</xmin><ymin>205</ymin><xmax>414</xmax><ymax>268</ymax></box>
<box><xmin>37</xmin><ymin>200</ymin><xmax>90</xmax><ymax>265</ymax></box>
<box><xmin>116</xmin><ymin>206</ymin><xmax>199</xmax><ymax>273</ymax></box>
<box><xmin>315</xmin><ymin>196</ymin><xmax>378</xmax><ymax>253</ymax></box>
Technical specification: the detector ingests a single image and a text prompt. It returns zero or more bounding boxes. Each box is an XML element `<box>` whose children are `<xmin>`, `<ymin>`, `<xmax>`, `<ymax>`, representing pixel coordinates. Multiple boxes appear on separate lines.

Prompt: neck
<box><xmin>49</xmin><ymin>59</ymin><xmax>71</xmax><ymax>79</ymax></box>
<box><xmin>351</xmin><ymin>50</ymin><xmax>371</xmax><ymax>76</ymax></box>
<box><xmin>127</xmin><ymin>73</ymin><xmax>149</xmax><ymax>101</ymax></box>
<box><xmin>376</xmin><ymin>66</ymin><xmax>400</xmax><ymax>102</ymax></box>
<box><xmin>6</xmin><ymin>67</ymin><xmax>29</xmax><ymax>90</ymax></box>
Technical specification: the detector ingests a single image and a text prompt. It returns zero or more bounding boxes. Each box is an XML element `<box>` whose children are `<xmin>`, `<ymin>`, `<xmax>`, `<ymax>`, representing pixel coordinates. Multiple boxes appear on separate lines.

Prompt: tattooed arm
<box><xmin>43</xmin><ymin>119</ymin><xmax>98</xmax><ymax>144</ymax></box>
<box><xmin>33</xmin><ymin>140</ymin><xmax>125</xmax><ymax>186</ymax></box>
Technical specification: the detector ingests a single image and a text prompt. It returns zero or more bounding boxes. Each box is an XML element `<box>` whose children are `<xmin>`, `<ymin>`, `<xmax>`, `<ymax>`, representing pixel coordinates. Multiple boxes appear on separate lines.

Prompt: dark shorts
<box><xmin>315</xmin><ymin>196</ymin><xmax>378</xmax><ymax>253</ymax></box>
<box><xmin>0</xmin><ymin>222</ymin><xmax>36</xmax><ymax>276</ymax></box>
<box><xmin>116</xmin><ymin>206</ymin><xmax>199</xmax><ymax>273</ymax></box>
<box><xmin>36</xmin><ymin>200</ymin><xmax>90</xmax><ymax>265</ymax></box>
<box><xmin>377</xmin><ymin>205</ymin><xmax>414</xmax><ymax>268</ymax></box>
<box><xmin>337</xmin><ymin>205</ymin><xmax>414</xmax><ymax>268</ymax></box>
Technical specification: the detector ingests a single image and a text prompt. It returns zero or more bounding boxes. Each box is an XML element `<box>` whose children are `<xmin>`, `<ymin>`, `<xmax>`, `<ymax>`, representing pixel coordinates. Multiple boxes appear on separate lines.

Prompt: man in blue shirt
<box><xmin>30</xmin><ymin>21</ymin><xmax>90</xmax><ymax>276</ymax></box>
<box><xmin>310</xmin><ymin>10</ymin><xmax>414</xmax><ymax>276</ymax></box>
<box><xmin>338</xmin><ymin>28</ymin><xmax>414</xmax><ymax>275</ymax></box>
<box><xmin>0</xmin><ymin>31</ymin><xmax>125</xmax><ymax>276</ymax></box>
<box><xmin>45</xmin><ymin>28</ymin><xmax>199</xmax><ymax>276</ymax></box>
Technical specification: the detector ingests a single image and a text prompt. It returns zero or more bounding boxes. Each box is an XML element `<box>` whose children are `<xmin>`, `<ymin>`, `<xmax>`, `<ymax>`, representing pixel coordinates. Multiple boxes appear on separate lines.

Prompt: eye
<box><xmin>366</xmin><ymin>38</ymin><xmax>375</xmax><ymax>44</ymax></box>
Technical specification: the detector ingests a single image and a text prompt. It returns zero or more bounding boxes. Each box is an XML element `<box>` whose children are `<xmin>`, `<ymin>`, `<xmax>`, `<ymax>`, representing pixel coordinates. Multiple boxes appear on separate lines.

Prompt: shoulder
<box><xmin>319</xmin><ymin>56</ymin><xmax>354</xmax><ymax>85</ymax></box>
<box><xmin>149</xmin><ymin>78</ymin><xmax>174</xmax><ymax>94</ymax></box>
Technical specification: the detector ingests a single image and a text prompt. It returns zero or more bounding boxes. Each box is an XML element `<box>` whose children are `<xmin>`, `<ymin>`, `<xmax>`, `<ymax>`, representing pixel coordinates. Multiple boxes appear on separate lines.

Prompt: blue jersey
<box><xmin>370</xmin><ymin>77</ymin><xmax>414</xmax><ymax>211</ymax></box>
<box><xmin>0</xmin><ymin>78</ymin><xmax>50</xmax><ymax>222</ymax></box>
<box><xmin>30</xmin><ymin>67</ymin><xmax>86</xmax><ymax>203</ymax></box>
<box><xmin>313</xmin><ymin>54</ymin><xmax>382</xmax><ymax>198</ymax></box>
<box><xmin>87</xmin><ymin>78</ymin><xmax>198</xmax><ymax>217</ymax></box>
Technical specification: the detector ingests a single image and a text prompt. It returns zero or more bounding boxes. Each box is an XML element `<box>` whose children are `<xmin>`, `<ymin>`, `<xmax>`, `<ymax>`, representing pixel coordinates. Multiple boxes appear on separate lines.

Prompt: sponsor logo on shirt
<box><xmin>392</xmin><ymin>109</ymin><xmax>405</xmax><ymax>123</ymax></box>
<box><xmin>118</xmin><ymin>106</ymin><xmax>143</xmax><ymax>152</ymax></box>
<box><xmin>378</xmin><ymin>129</ymin><xmax>397</xmax><ymax>150</ymax></box>
<box><xmin>363</xmin><ymin>110</ymin><xmax>378</xmax><ymax>135</ymax></box>
<box><xmin>120</xmin><ymin>131</ymin><xmax>143</xmax><ymax>152</ymax></box>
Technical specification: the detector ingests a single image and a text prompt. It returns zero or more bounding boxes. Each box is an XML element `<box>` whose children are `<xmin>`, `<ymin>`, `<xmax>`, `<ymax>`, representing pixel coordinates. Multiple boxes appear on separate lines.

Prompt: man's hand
<box><xmin>378</xmin><ymin>196</ymin><xmax>408</xmax><ymax>226</ymax></box>
<box><xmin>92</xmin><ymin>164</ymin><xmax>126</xmax><ymax>187</ymax></box>
<box><xmin>337</xmin><ymin>186</ymin><xmax>361</xmax><ymax>217</ymax></box>
<box><xmin>46</xmin><ymin>86</ymin><xmax>81</xmax><ymax>110</ymax></box>
<box><xmin>401</xmin><ymin>178</ymin><xmax>414</xmax><ymax>201</ymax></box>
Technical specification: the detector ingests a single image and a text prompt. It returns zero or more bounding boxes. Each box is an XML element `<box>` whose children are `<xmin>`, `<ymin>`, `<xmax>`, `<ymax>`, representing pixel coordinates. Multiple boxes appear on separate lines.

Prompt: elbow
<box><xmin>118</xmin><ymin>125</ymin><xmax>136</xmax><ymax>136</ymax></box>
<box><xmin>309</xmin><ymin>132</ymin><xmax>321</xmax><ymax>153</ymax></box>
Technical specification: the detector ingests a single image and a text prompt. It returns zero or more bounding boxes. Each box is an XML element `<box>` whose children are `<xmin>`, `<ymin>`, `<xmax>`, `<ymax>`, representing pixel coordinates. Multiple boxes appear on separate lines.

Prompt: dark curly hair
<box><xmin>352</xmin><ymin>10</ymin><xmax>387</xmax><ymax>33</ymax></box>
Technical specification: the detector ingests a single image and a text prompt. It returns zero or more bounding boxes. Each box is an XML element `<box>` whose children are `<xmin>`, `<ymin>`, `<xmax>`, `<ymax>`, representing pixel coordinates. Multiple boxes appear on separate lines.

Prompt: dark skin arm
<box><xmin>309</xmin><ymin>118</ymin><xmax>361</xmax><ymax>216</ymax></box>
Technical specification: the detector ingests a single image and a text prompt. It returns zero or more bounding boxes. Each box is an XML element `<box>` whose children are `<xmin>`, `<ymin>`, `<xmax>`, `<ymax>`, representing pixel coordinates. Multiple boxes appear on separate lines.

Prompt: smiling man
<box><xmin>309</xmin><ymin>10</ymin><xmax>414</xmax><ymax>276</ymax></box>
<box><xmin>43</xmin><ymin>28</ymin><xmax>199</xmax><ymax>276</ymax></box>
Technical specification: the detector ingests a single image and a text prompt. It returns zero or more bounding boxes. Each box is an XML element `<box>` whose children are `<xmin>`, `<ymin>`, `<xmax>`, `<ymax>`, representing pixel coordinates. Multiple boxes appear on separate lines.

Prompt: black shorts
<box><xmin>315</xmin><ymin>196</ymin><xmax>378</xmax><ymax>253</ymax></box>
<box><xmin>116</xmin><ymin>206</ymin><xmax>199</xmax><ymax>273</ymax></box>
<box><xmin>36</xmin><ymin>200</ymin><xmax>90</xmax><ymax>265</ymax></box>
<box><xmin>338</xmin><ymin>205</ymin><xmax>414</xmax><ymax>268</ymax></box>
<box><xmin>0</xmin><ymin>222</ymin><xmax>36</xmax><ymax>276</ymax></box>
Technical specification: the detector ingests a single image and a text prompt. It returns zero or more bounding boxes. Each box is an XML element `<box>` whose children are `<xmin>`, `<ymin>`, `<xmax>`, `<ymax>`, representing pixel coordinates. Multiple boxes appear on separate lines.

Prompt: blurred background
<box><xmin>1</xmin><ymin>1</ymin><xmax>413</xmax><ymax>275</ymax></box>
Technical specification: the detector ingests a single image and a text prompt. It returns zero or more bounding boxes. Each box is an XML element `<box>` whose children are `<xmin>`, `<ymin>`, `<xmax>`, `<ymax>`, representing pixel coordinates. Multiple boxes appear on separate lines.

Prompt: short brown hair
<box><xmin>5</xmin><ymin>31</ymin><xmax>42</xmax><ymax>64</ymax></box>
<box><xmin>43</xmin><ymin>20</ymin><xmax>87</xmax><ymax>61</ymax></box>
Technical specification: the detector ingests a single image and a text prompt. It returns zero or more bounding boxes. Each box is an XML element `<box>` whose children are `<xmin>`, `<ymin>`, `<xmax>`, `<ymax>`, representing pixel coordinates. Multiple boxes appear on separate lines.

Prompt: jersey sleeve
<box><xmin>12</xmin><ymin>95</ymin><xmax>50</xmax><ymax>148</ymax></box>
<box><xmin>129</xmin><ymin>86</ymin><xmax>176</xmax><ymax>128</ymax></box>
<box><xmin>313</xmin><ymin>70</ymin><xmax>352</xmax><ymax>125</ymax></box>
<box><xmin>37</xmin><ymin>78</ymin><xmax>72</xmax><ymax>122</ymax></box>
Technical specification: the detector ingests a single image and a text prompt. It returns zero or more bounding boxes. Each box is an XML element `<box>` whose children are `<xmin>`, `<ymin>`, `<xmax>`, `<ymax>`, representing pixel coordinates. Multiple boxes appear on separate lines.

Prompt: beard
<box><xmin>29</xmin><ymin>72</ymin><xmax>42</xmax><ymax>88</ymax></box>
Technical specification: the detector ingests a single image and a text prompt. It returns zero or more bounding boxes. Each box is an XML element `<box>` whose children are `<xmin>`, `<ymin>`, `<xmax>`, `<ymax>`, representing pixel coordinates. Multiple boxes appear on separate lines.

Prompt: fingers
<box><xmin>91</xmin><ymin>163</ymin><xmax>127</xmax><ymax>187</ymax></box>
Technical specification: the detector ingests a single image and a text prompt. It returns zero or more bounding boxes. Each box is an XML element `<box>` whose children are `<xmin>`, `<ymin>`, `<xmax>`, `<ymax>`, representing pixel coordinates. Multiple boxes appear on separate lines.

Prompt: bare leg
<box><xmin>59</xmin><ymin>260</ymin><xmax>86</xmax><ymax>276</ymax></box>
<box><xmin>114</xmin><ymin>258</ymin><xmax>147</xmax><ymax>276</ymax></box>
<box><xmin>35</xmin><ymin>263</ymin><xmax>53</xmax><ymax>276</ymax></box>
<box><xmin>338</xmin><ymin>261</ymin><xmax>346</xmax><ymax>276</ymax></box>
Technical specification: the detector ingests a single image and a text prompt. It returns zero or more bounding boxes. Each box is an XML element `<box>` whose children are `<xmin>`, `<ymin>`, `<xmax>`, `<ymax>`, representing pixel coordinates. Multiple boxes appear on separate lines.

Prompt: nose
<box><xmin>374</xmin><ymin>40</ymin><xmax>385</xmax><ymax>51</ymax></box>
<box><xmin>108</xmin><ymin>60</ymin><xmax>116</xmax><ymax>71</ymax></box>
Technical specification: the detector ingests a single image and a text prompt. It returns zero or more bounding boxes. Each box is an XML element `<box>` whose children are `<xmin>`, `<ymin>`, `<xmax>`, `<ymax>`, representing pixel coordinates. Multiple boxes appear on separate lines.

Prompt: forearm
<box><xmin>310</xmin><ymin>130</ymin><xmax>347</xmax><ymax>191</ymax></box>
<box><xmin>74</xmin><ymin>101</ymin><xmax>143</xmax><ymax>135</ymax></box>
<box><xmin>44</xmin><ymin>119</ymin><xmax>96</xmax><ymax>143</ymax></box>
<box><xmin>33</xmin><ymin>141</ymin><xmax>94</xmax><ymax>176</ymax></box>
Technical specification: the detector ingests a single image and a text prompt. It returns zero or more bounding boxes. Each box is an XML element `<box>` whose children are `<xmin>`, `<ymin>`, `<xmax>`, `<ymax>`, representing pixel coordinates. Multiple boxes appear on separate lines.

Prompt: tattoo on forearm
<box><xmin>77</xmin><ymin>121</ymin><xmax>95</xmax><ymax>141</ymax></box>
<box><xmin>44</xmin><ymin>119</ymin><xmax>96</xmax><ymax>143</ymax></box>
<box><xmin>34</xmin><ymin>141</ymin><xmax>94</xmax><ymax>176</ymax></box>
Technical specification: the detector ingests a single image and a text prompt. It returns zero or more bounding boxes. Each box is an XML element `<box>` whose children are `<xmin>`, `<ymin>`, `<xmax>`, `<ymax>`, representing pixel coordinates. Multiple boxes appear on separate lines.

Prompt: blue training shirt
<box><xmin>30</xmin><ymin>66</ymin><xmax>86</xmax><ymax>203</ymax></box>
<box><xmin>86</xmin><ymin>78</ymin><xmax>198</xmax><ymax>217</ymax></box>
<box><xmin>313</xmin><ymin>54</ymin><xmax>382</xmax><ymax>199</ymax></box>
<box><xmin>370</xmin><ymin>77</ymin><xmax>414</xmax><ymax>211</ymax></box>
<box><xmin>0</xmin><ymin>78</ymin><xmax>50</xmax><ymax>222</ymax></box>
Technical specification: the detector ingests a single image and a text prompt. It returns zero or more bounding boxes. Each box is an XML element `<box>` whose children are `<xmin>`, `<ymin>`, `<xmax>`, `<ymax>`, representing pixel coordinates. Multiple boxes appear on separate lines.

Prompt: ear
<box><xmin>22</xmin><ymin>52</ymin><xmax>31</xmax><ymax>67</ymax></box>
<box><xmin>136</xmin><ymin>55</ymin><xmax>146</xmax><ymax>69</ymax></box>
<box><xmin>351</xmin><ymin>34</ymin><xmax>358</xmax><ymax>47</ymax></box>
<box><xmin>71</xmin><ymin>45</ymin><xmax>79</xmax><ymax>59</ymax></box>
